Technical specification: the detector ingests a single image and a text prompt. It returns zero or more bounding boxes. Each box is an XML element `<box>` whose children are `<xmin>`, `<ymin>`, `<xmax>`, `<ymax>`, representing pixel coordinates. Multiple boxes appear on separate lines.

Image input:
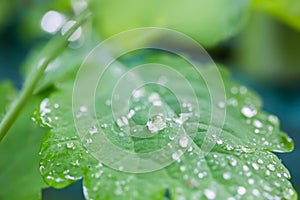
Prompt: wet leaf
<box><xmin>34</xmin><ymin>54</ymin><xmax>296</xmax><ymax>200</ymax></box>
<box><xmin>91</xmin><ymin>0</ymin><xmax>251</xmax><ymax>47</ymax></box>
<box><xmin>253</xmin><ymin>0</ymin><xmax>300</xmax><ymax>30</ymax></box>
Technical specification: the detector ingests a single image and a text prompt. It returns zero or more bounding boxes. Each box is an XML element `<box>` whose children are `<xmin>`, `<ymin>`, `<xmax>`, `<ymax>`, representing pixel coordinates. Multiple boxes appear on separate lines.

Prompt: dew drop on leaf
<box><xmin>146</xmin><ymin>115</ymin><xmax>166</xmax><ymax>133</ymax></box>
<box><xmin>267</xmin><ymin>164</ymin><xmax>275</xmax><ymax>171</ymax></box>
<box><xmin>179</xmin><ymin>136</ymin><xmax>189</xmax><ymax>148</ymax></box>
<box><xmin>204</xmin><ymin>189</ymin><xmax>216</xmax><ymax>199</ymax></box>
<box><xmin>237</xmin><ymin>186</ymin><xmax>246</xmax><ymax>195</ymax></box>
<box><xmin>241</xmin><ymin>106</ymin><xmax>257</xmax><ymax>118</ymax></box>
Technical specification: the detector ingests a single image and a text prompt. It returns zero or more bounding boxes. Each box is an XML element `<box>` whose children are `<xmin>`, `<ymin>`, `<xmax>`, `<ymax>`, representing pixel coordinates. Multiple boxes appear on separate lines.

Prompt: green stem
<box><xmin>0</xmin><ymin>10</ymin><xmax>91</xmax><ymax>142</ymax></box>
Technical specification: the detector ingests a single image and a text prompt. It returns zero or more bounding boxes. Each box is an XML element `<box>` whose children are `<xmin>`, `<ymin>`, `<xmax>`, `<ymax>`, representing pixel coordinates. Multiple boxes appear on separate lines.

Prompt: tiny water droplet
<box><xmin>253</xmin><ymin>120</ymin><xmax>263</xmax><ymax>128</ymax></box>
<box><xmin>180</xmin><ymin>165</ymin><xmax>186</xmax><ymax>172</ymax></box>
<box><xmin>248</xmin><ymin>178</ymin><xmax>254</xmax><ymax>184</ymax></box>
<box><xmin>66</xmin><ymin>142</ymin><xmax>75</xmax><ymax>149</ymax></box>
<box><xmin>179</xmin><ymin>136</ymin><xmax>189</xmax><ymax>148</ymax></box>
<box><xmin>218</xmin><ymin>101</ymin><xmax>225</xmax><ymax>108</ymax></box>
<box><xmin>252</xmin><ymin>189</ymin><xmax>260</xmax><ymax>197</ymax></box>
<box><xmin>204</xmin><ymin>189</ymin><xmax>216</xmax><ymax>199</ymax></box>
<box><xmin>222</xmin><ymin>172</ymin><xmax>231</xmax><ymax>180</ymax></box>
<box><xmin>89</xmin><ymin>126</ymin><xmax>98</xmax><ymax>135</ymax></box>
<box><xmin>267</xmin><ymin>164</ymin><xmax>275</xmax><ymax>171</ymax></box>
<box><xmin>237</xmin><ymin>186</ymin><xmax>246</xmax><ymax>195</ymax></box>
<box><xmin>216</xmin><ymin>139</ymin><xmax>223</xmax><ymax>145</ymax></box>
<box><xmin>241</xmin><ymin>106</ymin><xmax>257</xmax><ymax>118</ymax></box>
<box><xmin>172</xmin><ymin>152</ymin><xmax>180</xmax><ymax>161</ymax></box>
<box><xmin>252</xmin><ymin>162</ymin><xmax>259</xmax><ymax>170</ymax></box>
<box><xmin>257</xmin><ymin>159</ymin><xmax>264</xmax><ymax>164</ymax></box>
<box><xmin>268</xmin><ymin>115</ymin><xmax>279</xmax><ymax>125</ymax></box>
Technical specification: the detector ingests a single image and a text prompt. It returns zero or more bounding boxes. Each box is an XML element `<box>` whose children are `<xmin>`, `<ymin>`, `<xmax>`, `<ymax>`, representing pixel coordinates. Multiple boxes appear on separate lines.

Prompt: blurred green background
<box><xmin>0</xmin><ymin>0</ymin><xmax>299</xmax><ymax>199</ymax></box>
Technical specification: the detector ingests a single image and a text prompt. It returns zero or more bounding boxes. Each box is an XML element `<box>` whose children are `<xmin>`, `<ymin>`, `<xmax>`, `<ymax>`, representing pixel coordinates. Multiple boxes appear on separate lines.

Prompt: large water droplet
<box><xmin>241</xmin><ymin>106</ymin><xmax>257</xmax><ymax>118</ymax></box>
<box><xmin>146</xmin><ymin>115</ymin><xmax>166</xmax><ymax>133</ymax></box>
<box><xmin>41</xmin><ymin>10</ymin><xmax>66</xmax><ymax>34</ymax></box>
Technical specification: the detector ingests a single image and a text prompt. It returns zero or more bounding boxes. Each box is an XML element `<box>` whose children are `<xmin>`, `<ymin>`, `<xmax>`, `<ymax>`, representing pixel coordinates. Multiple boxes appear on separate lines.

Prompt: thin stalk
<box><xmin>0</xmin><ymin>10</ymin><xmax>91</xmax><ymax>142</ymax></box>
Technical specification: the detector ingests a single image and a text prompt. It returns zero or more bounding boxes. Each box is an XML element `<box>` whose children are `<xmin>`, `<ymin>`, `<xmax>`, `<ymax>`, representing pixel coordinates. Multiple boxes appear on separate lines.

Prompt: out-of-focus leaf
<box><xmin>0</xmin><ymin>82</ymin><xmax>47</xmax><ymax>200</ymax></box>
<box><xmin>34</xmin><ymin>53</ymin><xmax>296</xmax><ymax>199</ymax></box>
<box><xmin>253</xmin><ymin>0</ymin><xmax>300</xmax><ymax>30</ymax></box>
<box><xmin>91</xmin><ymin>0</ymin><xmax>251</xmax><ymax>47</ymax></box>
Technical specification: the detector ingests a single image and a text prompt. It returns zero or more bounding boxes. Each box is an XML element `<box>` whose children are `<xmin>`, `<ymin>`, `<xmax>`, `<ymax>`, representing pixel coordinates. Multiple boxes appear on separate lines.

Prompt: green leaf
<box><xmin>35</xmin><ymin>53</ymin><xmax>296</xmax><ymax>200</ymax></box>
<box><xmin>91</xmin><ymin>0</ymin><xmax>251</xmax><ymax>47</ymax></box>
<box><xmin>0</xmin><ymin>82</ymin><xmax>47</xmax><ymax>200</ymax></box>
<box><xmin>253</xmin><ymin>0</ymin><xmax>300</xmax><ymax>30</ymax></box>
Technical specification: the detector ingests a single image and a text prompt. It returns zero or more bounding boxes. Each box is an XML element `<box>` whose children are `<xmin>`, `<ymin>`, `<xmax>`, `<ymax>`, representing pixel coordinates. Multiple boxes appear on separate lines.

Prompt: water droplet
<box><xmin>174</xmin><ymin>113</ymin><xmax>192</xmax><ymax>125</ymax></box>
<box><xmin>101</xmin><ymin>123</ymin><xmax>108</xmax><ymax>128</ymax></box>
<box><xmin>252</xmin><ymin>189</ymin><xmax>260</xmax><ymax>197</ymax></box>
<box><xmin>239</xmin><ymin>86</ymin><xmax>247</xmax><ymax>94</ymax></box>
<box><xmin>248</xmin><ymin>178</ymin><xmax>254</xmax><ymax>184</ymax></box>
<box><xmin>172</xmin><ymin>152</ymin><xmax>180</xmax><ymax>161</ymax></box>
<box><xmin>117</xmin><ymin>116</ymin><xmax>129</xmax><ymax>127</ymax></box>
<box><xmin>267</xmin><ymin>164</ymin><xmax>275</xmax><ymax>171</ymax></box>
<box><xmin>127</xmin><ymin>109</ymin><xmax>135</xmax><ymax>119</ymax></box>
<box><xmin>231</xmin><ymin>87</ymin><xmax>239</xmax><ymax>94</ymax></box>
<box><xmin>66</xmin><ymin>142</ymin><xmax>75</xmax><ymax>149</ymax></box>
<box><xmin>198</xmin><ymin>172</ymin><xmax>205</xmax><ymax>179</ymax></box>
<box><xmin>180</xmin><ymin>166</ymin><xmax>186</xmax><ymax>172</ymax></box>
<box><xmin>253</xmin><ymin>120</ymin><xmax>263</xmax><ymax>128</ymax></box>
<box><xmin>105</xmin><ymin>99</ymin><xmax>111</xmax><ymax>106</ymax></box>
<box><xmin>283</xmin><ymin>172</ymin><xmax>290</xmax><ymax>178</ymax></box>
<box><xmin>268</xmin><ymin>115</ymin><xmax>279</xmax><ymax>125</ymax></box>
<box><xmin>254</xmin><ymin>129</ymin><xmax>260</xmax><ymax>134</ymax></box>
<box><xmin>225</xmin><ymin>144</ymin><xmax>234</xmax><ymax>151</ymax></box>
<box><xmin>216</xmin><ymin>139</ymin><xmax>223</xmax><ymax>145</ymax></box>
<box><xmin>218</xmin><ymin>101</ymin><xmax>225</xmax><ymax>108</ymax></box>
<box><xmin>223</xmin><ymin>172</ymin><xmax>231</xmax><ymax>180</ymax></box>
<box><xmin>88</xmin><ymin>126</ymin><xmax>98</xmax><ymax>135</ymax></box>
<box><xmin>169</xmin><ymin>135</ymin><xmax>175</xmax><ymax>140</ymax></box>
<box><xmin>241</xmin><ymin>106</ymin><xmax>257</xmax><ymax>118</ymax></box>
<box><xmin>283</xmin><ymin>188</ymin><xmax>295</xmax><ymax>199</ymax></box>
<box><xmin>237</xmin><ymin>186</ymin><xmax>246</xmax><ymax>195</ymax></box>
<box><xmin>61</xmin><ymin>20</ymin><xmax>82</xmax><ymax>42</ymax></box>
<box><xmin>243</xmin><ymin>165</ymin><xmax>249</xmax><ymax>171</ymax></box>
<box><xmin>54</xmin><ymin>103</ymin><xmax>59</xmax><ymax>109</ymax></box>
<box><xmin>179</xmin><ymin>136</ymin><xmax>189</xmax><ymax>148</ymax></box>
<box><xmin>41</xmin><ymin>10</ymin><xmax>66</xmax><ymax>34</ymax></box>
<box><xmin>72</xmin><ymin>0</ymin><xmax>88</xmax><ymax>14</ymax></box>
<box><xmin>80</xmin><ymin>106</ymin><xmax>87</xmax><ymax>112</ymax></box>
<box><xmin>228</xmin><ymin>98</ymin><xmax>238</xmax><ymax>107</ymax></box>
<box><xmin>252</xmin><ymin>162</ymin><xmax>259</xmax><ymax>170</ymax></box>
<box><xmin>230</xmin><ymin>159</ymin><xmax>237</xmax><ymax>166</ymax></box>
<box><xmin>204</xmin><ymin>189</ymin><xmax>216</xmax><ymax>199</ymax></box>
<box><xmin>265</xmin><ymin>170</ymin><xmax>271</xmax><ymax>176</ymax></box>
<box><xmin>257</xmin><ymin>159</ymin><xmax>264</xmax><ymax>164</ymax></box>
<box><xmin>40</xmin><ymin>98</ymin><xmax>52</xmax><ymax>127</ymax></box>
<box><xmin>146</xmin><ymin>115</ymin><xmax>166</xmax><ymax>133</ymax></box>
<box><xmin>86</xmin><ymin>138</ymin><xmax>92</xmax><ymax>144</ymax></box>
